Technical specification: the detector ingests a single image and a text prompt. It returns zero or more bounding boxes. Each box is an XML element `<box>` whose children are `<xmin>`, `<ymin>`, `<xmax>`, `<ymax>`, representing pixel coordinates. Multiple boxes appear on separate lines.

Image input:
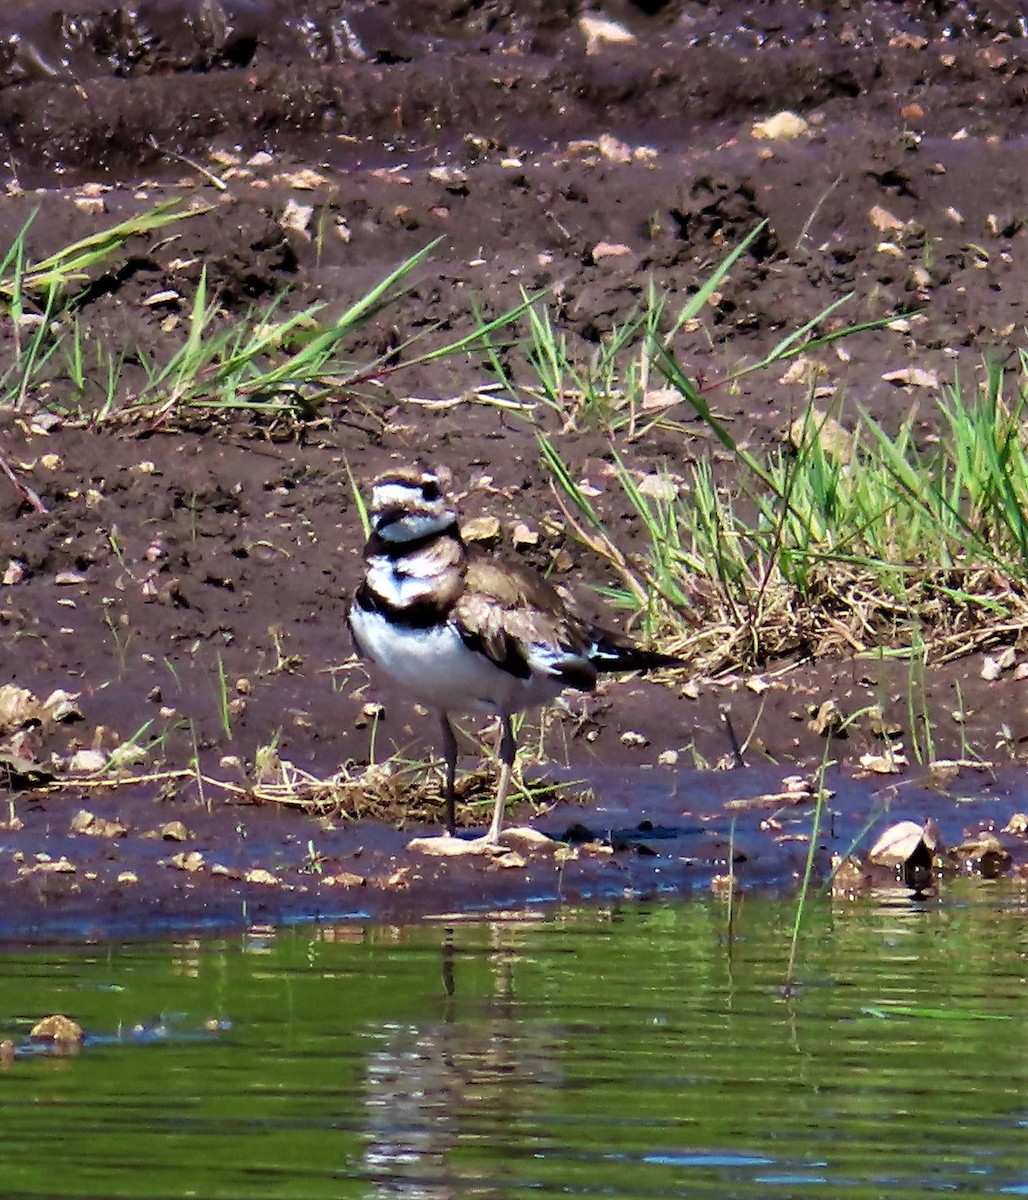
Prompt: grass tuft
<box><xmin>0</xmin><ymin>208</ymin><xmax>537</xmax><ymax>425</ymax></box>
<box><xmin>544</xmin><ymin>345</ymin><xmax>1028</xmax><ymax>672</ymax></box>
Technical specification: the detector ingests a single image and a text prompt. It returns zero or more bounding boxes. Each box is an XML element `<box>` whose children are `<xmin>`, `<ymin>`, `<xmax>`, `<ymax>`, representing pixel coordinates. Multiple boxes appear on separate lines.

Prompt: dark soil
<box><xmin>1</xmin><ymin>0</ymin><xmax>1027</xmax><ymax>935</ymax></box>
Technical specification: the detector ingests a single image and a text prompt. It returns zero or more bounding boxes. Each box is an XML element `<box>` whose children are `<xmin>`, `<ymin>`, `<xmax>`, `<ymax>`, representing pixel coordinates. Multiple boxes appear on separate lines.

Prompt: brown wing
<box><xmin>454</xmin><ymin>552</ymin><xmax>597</xmax><ymax>688</ymax></box>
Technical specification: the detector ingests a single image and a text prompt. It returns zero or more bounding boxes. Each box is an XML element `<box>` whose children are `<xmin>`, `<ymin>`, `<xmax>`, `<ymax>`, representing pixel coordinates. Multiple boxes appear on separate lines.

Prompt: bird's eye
<box><xmin>421</xmin><ymin>478</ymin><xmax>441</xmax><ymax>501</ymax></box>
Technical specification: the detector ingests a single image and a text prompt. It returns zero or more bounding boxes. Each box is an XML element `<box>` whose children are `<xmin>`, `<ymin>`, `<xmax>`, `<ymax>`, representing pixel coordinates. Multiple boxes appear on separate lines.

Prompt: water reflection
<box><xmin>0</xmin><ymin>888</ymin><xmax>1024</xmax><ymax>1199</ymax></box>
<box><xmin>364</xmin><ymin>923</ymin><xmax>562</xmax><ymax>1198</ymax></box>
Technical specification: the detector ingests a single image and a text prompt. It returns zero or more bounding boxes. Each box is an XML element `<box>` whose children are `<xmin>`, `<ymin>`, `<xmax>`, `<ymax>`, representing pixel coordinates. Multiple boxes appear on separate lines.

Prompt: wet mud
<box><xmin>2</xmin><ymin>760</ymin><xmax>1026</xmax><ymax>941</ymax></box>
<box><xmin>1</xmin><ymin>0</ymin><xmax>1027</xmax><ymax>935</ymax></box>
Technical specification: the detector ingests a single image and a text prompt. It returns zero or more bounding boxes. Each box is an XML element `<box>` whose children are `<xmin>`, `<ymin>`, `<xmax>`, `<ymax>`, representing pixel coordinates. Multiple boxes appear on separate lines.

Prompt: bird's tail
<box><xmin>588</xmin><ymin>631</ymin><xmax>683</xmax><ymax>675</ymax></box>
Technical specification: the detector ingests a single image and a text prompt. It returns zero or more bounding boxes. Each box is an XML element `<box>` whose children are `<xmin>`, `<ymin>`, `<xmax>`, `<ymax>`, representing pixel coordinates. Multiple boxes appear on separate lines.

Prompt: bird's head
<box><xmin>368</xmin><ymin>467</ymin><xmax>457</xmax><ymax>544</ymax></box>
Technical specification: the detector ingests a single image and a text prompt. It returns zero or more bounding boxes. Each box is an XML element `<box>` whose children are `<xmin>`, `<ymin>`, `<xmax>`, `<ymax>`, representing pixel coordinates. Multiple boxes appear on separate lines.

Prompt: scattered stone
<box><xmin>782</xmin><ymin>775</ymin><xmax>819</xmax><ymax>797</ymax></box>
<box><xmin>70</xmin><ymin>809</ymin><xmax>128</xmax><ymax>838</ymax></box>
<box><xmin>636</xmin><ymin>473</ymin><xmax>677</xmax><ymax>501</ymax></box>
<box><xmin>428</xmin><ymin>164</ymin><xmax>467</xmax><ymax>190</ymax></box>
<box><xmin>275</xmin><ymin>168</ymin><xmax>330</xmax><ymax>189</ymax></box>
<box><xmin>981</xmin><ymin>656</ymin><xmax>1003</xmax><ymax>681</ymax></box>
<box><xmin>869</xmin><ymin>818</ymin><xmax>941</xmax><ymax>887</ymax></box>
<box><xmin>789</xmin><ymin>411</ymin><xmax>854</xmax><ymax>463</ymax></box>
<box><xmin>69</xmin><ymin>748</ymin><xmax>108</xmax><ymax>774</ymax></box>
<box><xmin>462</xmin><ymin>515</ymin><xmax>501</xmax><ymax>544</ymax></box>
<box><xmin>19</xmin><ymin>858</ymin><xmax>76</xmax><ymax>875</ymax></box>
<box><xmin>370</xmin><ymin>167</ymin><xmax>412</xmax><ymax>185</ymax></box>
<box><xmin>322</xmin><ymin>870</ymin><xmax>367</xmax><ymax>888</ymax></box>
<box><xmin>30</xmin><ymin>1015</ymin><xmax>83</xmax><ymax>1044</ymax></box>
<box><xmin>0</xmin><ymin>685</ymin><xmax>38</xmax><ymax>733</ymax></box>
<box><xmin>641</xmin><ymin>386</ymin><xmax>679</xmax><ymax>411</ymax></box>
<box><xmin>511</xmin><ymin>522</ymin><xmax>539</xmax><ymax>548</ymax></box>
<box><xmin>881</xmin><ymin>366</ymin><xmax>940</xmax><ymax>389</ymax></box>
<box><xmin>142</xmin><ymin>289</ymin><xmax>181</xmax><ymax>307</ymax></box>
<box><xmin>169</xmin><ymin>851</ymin><xmax>205</xmax><ymax>872</ymax></box>
<box><xmin>890</xmin><ymin>31</ymin><xmax>928</xmax><ymax>49</ymax></box>
<box><xmin>858</xmin><ymin>750</ymin><xmax>908</xmax><ymax>774</ymax></box>
<box><xmin>354</xmin><ymin>701</ymin><xmax>385</xmax><ymax>729</ymax></box>
<box><xmin>949</xmin><ymin>832</ymin><xmax>1011</xmax><ymax>878</ymax></box>
<box><xmin>159</xmin><ymin>821</ymin><xmax>190</xmax><ymax>842</ymax></box>
<box><xmin>870</xmin><ymin>818</ymin><xmax>941</xmax><ymax>864</ymax></box>
<box><xmin>495</xmin><ymin>850</ymin><xmax>527</xmax><ymax>869</ymax></box>
<box><xmin>751</xmin><ymin>111</ymin><xmax>809</xmax><ymax>140</ymax></box>
<box><xmin>108</xmin><ymin>742</ymin><xmax>148</xmax><ymax>770</ymax></box>
<box><xmin>279</xmin><ymin>199</ymin><xmax>313</xmax><ymax>238</ymax></box>
<box><xmin>596</xmin><ymin>133</ymin><xmax>632</xmax><ymax>163</ymax></box>
<box><xmin>244</xmin><ymin>868</ymin><xmax>279</xmax><ymax>886</ymax></box>
<box><xmin>868</xmin><ymin>706</ymin><xmax>903</xmax><ymax>739</ymax></box>
<box><xmin>807</xmin><ymin>699</ymin><xmax>847</xmax><ymax>737</ymax></box>
<box><xmin>591</xmin><ymin>240</ymin><xmax>632</xmax><ymax>262</ymax></box>
<box><xmin>928</xmin><ymin>760</ymin><xmax>961</xmax><ymax>786</ymax></box>
<box><xmin>41</xmin><ymin>689</ymin><xmax>82</xmax><ymax>723</ymax></box>
<box><xmin>869</xmin><ymin>204</ymin><xmax>905</xmax><ymax>232</ymax></box>
<box><xmin>579</xmin><ymin>13</ymin><xmax>636</xmax><ymax>54</ymax></box>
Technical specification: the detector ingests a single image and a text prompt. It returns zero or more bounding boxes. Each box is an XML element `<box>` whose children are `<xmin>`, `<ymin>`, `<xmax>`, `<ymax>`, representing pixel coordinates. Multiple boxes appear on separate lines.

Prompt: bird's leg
<box><xmin>485</xmin><ymin>713</ymin><xmax>516</xmax><ymax>844</ymax></box>
<box><xmin>439</xmin><ymin>713</ymin><xmax>458</xmax><ymax>836</ymax></box>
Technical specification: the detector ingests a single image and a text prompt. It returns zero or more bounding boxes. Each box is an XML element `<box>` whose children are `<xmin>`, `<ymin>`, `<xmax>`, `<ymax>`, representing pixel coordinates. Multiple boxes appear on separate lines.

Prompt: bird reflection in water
<box><xmin>361</xmin><ymin>920</ymin><xmax>562</xmax><ymax>1197</ymax></box>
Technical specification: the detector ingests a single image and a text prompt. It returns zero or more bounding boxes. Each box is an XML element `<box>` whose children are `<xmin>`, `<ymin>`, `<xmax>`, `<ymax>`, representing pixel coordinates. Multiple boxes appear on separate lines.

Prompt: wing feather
<box><xmin>454</xmin><ymin>553</ymin><xmax>595</xmax><ymax>686</ymax></box>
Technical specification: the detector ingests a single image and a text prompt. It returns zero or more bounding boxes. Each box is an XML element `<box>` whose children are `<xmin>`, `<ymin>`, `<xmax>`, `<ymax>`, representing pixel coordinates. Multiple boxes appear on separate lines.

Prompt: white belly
<box><xmin>350</xmin><ymin>608</ymin><xmax>564</xmax><ymax>716</ymax></box>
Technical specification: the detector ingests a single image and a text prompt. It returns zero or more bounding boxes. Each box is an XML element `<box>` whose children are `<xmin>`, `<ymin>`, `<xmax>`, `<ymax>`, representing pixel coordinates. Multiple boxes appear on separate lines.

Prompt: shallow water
<box><xmin>2</xmin><ymin>884</ymin><xmax>1026</xmax><ymax>1199</ymax></box>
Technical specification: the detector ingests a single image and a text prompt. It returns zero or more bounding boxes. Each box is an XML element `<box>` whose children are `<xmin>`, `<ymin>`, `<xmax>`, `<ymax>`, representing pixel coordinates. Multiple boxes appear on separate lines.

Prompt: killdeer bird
<box><xmin>347</xmin><ymin>467</ymin><xmax>681</xmax><ymax>845</ymax></box>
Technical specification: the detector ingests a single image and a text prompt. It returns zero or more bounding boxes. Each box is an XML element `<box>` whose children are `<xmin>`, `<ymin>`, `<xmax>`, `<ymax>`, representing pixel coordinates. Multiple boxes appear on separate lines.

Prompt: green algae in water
<box><xmin>0</xmin><ymin>884</ymin><xmax>1025</xmax><ymax>1199</ymax></box>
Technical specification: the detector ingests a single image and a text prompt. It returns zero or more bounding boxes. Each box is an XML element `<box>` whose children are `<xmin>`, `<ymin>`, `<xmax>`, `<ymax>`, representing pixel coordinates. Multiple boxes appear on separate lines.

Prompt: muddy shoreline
<box><xmin>1</xmin><ymin>1</ymin><xmax>1027</xmax><ymax>935</ymax></box>
<box><xmin>3</xmin><ymin>760</ymin><xmax>1026</xmax><ymax>942</ymax></box>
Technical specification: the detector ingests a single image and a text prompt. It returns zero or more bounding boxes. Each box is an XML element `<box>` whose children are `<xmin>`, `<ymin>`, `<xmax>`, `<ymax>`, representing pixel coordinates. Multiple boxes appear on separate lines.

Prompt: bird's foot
<box><xmin>406</xmin><ymin>832</ymin><xmax>500</xmax><ymax>856</ymax></box>
<box><xmin>406</xmin><ymin>826</ymin><xmax>554</xmax><ymax>857</ymax></box>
